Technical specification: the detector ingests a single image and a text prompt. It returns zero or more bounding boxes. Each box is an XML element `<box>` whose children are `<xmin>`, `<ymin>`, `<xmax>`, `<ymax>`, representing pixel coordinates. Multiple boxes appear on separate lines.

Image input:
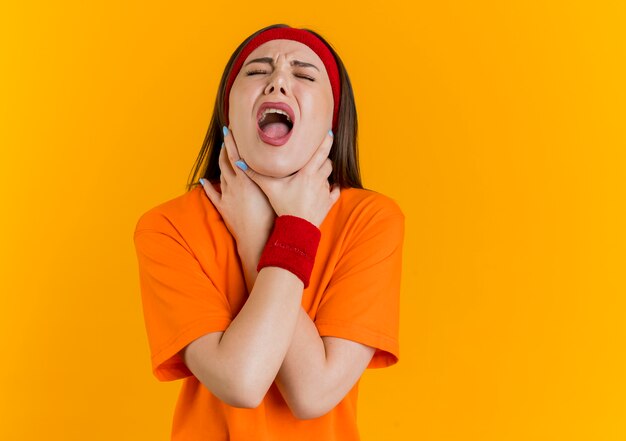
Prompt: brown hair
<box><xmin>185</xmin><ymin>24</ymin><xmax>364</xmax><ymax>191</ymax></box>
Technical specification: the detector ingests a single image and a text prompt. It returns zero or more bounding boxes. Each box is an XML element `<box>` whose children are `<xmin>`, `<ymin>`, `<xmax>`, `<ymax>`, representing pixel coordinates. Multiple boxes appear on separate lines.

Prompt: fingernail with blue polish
<box><xmin>221</xmin><ymin>141</ymin><xmax>224</xmax><ymax>149</ymax></box>
<box><xmin>235</xmin><ymin>160</ymin><xmax>248</xmax><ymax>171</ymax></box>
<box><xmin>199</xmin><ymin>178</ymin><xmax>205</xmax><ymax>186</ymax></box>
<box><xmin>328</xmin><ymin>129</ymin><xmax>334</xmax><ymax>137</ymax></box>
<box><xmin>222</xmin><ymin>126</ymin><xmax>229</xmax><ymax>137</ymax></box>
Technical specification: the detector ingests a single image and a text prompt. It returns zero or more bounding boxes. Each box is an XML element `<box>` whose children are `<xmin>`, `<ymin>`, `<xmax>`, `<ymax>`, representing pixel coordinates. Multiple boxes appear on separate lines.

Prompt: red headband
<box><xmin>224</xmin><ymin>26</ymin><xmax>341</xmax><ymax>131</ymax></box>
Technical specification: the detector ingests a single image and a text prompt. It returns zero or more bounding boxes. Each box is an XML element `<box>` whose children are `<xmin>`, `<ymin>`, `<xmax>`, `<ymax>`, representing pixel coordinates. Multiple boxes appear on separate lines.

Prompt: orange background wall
<box><xmin>1</xmin><ymin>1</ymin><xmax>625</xmax><ymax>440</ymax></box>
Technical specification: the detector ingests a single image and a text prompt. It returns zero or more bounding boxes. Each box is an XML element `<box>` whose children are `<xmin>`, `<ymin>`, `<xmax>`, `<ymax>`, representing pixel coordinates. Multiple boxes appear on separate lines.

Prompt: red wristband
<box><xmin>256</xmin><ymin>215</ymin><xmax>321</xmax><ymax>288</ymax></box>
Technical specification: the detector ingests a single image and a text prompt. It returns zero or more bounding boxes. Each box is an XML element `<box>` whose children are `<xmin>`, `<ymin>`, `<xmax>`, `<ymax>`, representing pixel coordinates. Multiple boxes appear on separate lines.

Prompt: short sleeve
<box><xmin>134</xmin><ymin>225</ymin><xmax>233</xmax><ymax>381</ymax></box>
<box><xmin>315</xmin><ymin>203</ymin><xmax>405</xmax><ymax>369</ymax></box>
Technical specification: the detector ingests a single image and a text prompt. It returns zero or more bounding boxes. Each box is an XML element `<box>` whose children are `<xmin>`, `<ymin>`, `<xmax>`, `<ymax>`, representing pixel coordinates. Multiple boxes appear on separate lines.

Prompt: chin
<box><xmin>249</xmin><ymin>161</ymin><xmax>298</xmax><ymax>178</ymax></box>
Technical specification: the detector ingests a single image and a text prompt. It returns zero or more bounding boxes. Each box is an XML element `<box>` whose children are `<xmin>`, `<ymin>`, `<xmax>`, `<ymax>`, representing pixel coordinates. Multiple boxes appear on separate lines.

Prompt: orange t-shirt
<box><xmin>133</xmin><ymin>183</ymin><xmax>405</xmax><ymax>440</ymax></box>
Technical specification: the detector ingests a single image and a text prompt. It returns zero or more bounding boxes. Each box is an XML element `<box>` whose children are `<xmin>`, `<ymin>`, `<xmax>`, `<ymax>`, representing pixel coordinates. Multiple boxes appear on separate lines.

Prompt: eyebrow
<box><xmin>244</xmin><ymin>57</ymin><xmax>320</xmax><ymax>72</ymax></box>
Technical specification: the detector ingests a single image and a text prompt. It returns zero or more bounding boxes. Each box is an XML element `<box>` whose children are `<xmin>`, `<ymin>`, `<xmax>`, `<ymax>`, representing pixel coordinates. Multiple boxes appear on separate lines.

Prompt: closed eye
<box><xmin>245</xmin><ymin>70</ymin><xmax>315</xmax><ymax>82</ymax></box>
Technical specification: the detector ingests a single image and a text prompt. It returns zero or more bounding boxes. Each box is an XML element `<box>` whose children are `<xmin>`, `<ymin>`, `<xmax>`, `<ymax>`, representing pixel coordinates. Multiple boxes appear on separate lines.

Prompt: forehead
<box><xmin>245</xmin><ymin>39</ymin><xmax>325</xmax><ymax>70</ymax></box>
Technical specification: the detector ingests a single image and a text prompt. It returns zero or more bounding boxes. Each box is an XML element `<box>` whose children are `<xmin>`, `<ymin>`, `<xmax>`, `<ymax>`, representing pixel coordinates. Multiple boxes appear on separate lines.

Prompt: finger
<box><xmin>224</xmin><ymin>127</ymin><xmax>256</xmax><ymax>183</ymax></box>
<box><xmin>302</xmin><ymin>129</ymin><xmax>334</xmax><ymax>174</ymax></box>
<box><xmin>199</xmin><ymin>178</ymin><xmax>221</xmax><ymax>209</ymax></box>
<box><xmin>222</xmin><ymin>126</ymin><xmax>242</xmax><ymax>167</ymax></box>
<box><xmin>233</xmin><ymin>158</ymin><xmax>272</xmax><ymax>192</ymax></box>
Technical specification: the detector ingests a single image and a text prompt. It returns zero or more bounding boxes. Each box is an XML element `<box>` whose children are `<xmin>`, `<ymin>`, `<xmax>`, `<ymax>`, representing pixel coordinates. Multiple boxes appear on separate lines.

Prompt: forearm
<box><xmin>241</xmin><ymin>253</ymin><xmax>326</xmax><ymax>389</ymax></box>
<box><xmin>216</xmin><ymin>265</ymin><xmax>304</xmax><ymax>405</ymax></box>
<box><xmin>239</xmin><ymin>245</ymin><xmax>263</xmax><ymax>294</ymax></box>
<box><xmin>274</xmin><ymin>308</ymin><xmax>333</xmax><ymax>415</ymax></box>
<box><xmin>239</xmin><ymin>252</ymin><xmax>337</xmax><ymax>415</ymax></box>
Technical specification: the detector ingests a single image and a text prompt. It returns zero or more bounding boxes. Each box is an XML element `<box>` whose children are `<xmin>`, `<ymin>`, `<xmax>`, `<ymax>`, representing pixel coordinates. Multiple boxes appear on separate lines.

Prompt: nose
<box><xmin>264</xmin><ymin>69</ymin><xmax>290</xmax><ymax>96</ymax></box>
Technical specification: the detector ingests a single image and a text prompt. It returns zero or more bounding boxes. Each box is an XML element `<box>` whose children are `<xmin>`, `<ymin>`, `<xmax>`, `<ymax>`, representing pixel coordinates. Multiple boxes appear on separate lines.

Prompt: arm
<box><xmin>239</xmin><ymin>258</ymin><xmax>376</xmax><ymax>420</ymax></box>
<box><xmin>276</xmin><ymin>308</ymin><xmax>376</xmax><ymax>419</ymax></box>
<box><xmin>181</xmin><ymin>265</ymin><xmax>304</xmax><ymax>409</ymax></box>
<box><xmin>232</xmin><ymin>207</ymin><xmax>404</xmax><ymax>417</ymax></box>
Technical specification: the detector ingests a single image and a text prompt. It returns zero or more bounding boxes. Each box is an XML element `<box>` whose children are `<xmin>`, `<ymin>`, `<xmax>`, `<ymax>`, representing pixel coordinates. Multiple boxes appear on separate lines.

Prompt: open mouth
<box><xmin>257</xmin><ymin>109</ymin><xmax>294</xmax><ymax>140</ymax></box>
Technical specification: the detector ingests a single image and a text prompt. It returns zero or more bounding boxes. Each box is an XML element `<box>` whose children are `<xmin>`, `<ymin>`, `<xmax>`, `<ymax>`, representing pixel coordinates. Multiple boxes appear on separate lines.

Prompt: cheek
<box><xmin>300</xmin><ymin>93</ymin><xmax>333</xmax><ymax>126</ymax></box>
<box><xmin>228</xmin><ymin>94</ymin><xmax>245</xmax><ymax>124</ymax></box>
<box><xmin>228</xmin><ymin>83</ymin><xmax>255</xmax><ymax>123</ymax></box>
<box><xmin>318</xmin><ymin>91</ymin><xmax>335</xmax><ymax>125</ymax></box>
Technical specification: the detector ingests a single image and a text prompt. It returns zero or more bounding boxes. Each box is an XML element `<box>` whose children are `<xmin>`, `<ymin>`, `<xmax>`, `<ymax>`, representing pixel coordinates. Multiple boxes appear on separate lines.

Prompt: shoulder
<box><xmin>322</xmin><ymin>186</ymin><xmax>405</xmax><ymax>248</ymax></box>
<box><xmin>134</xmin><ymin>184</ymin><xmax>219</xmax><ymax>238</ymax></box>
<box><xmin>335</xmin><ymin>186</ymin><xmax>405</xmax><ymax>222</ymax></box>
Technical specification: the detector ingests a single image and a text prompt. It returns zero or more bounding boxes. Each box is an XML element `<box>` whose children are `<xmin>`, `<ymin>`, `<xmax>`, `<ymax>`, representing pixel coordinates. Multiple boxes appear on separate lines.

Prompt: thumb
<box><xmin>199</xmin><ymin>178</ymin><xmax>221</xmax><ymax>209</ymax></box>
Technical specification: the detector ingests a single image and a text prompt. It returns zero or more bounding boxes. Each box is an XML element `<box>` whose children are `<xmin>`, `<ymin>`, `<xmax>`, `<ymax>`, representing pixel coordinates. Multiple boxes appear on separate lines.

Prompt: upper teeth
<box><xmin>259</xmin><ymin>108</ymin><xmax>292</xmax><ymax>123</ymax></box>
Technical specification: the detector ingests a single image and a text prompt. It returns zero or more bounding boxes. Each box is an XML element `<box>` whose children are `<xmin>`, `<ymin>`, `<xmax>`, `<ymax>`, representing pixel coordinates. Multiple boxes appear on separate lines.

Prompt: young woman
<box><xmin>134</xmin><ymin>23</ymin><xmax>405</xmax><ymax>440</ymax></box>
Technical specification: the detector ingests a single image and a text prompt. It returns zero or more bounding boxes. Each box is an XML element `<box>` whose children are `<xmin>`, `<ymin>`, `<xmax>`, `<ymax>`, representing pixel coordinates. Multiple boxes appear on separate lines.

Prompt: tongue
<box><xmin>261</xmin><ymin>122</ymin><xmax>290</xmax><ymax>139</ymax></box>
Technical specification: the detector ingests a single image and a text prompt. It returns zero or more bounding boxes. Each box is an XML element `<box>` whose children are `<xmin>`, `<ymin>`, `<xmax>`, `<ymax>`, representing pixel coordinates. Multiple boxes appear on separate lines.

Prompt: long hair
<box><xmin>186</xmin><ymin>24</ymin><xmax>364</xmax><ymax>191</ymax></box>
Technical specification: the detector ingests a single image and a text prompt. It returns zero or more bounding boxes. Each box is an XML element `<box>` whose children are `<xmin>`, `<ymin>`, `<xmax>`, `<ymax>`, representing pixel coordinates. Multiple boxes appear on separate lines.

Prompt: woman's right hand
<box><xmin>200</xmin><ymin>127</ymin><xmax>276</xmax><ymax>259</ymax></box>
<box><xmin>237</xmin><ymin>130</ymin><xmax>342</xmax><ymax>228</ymax></box>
